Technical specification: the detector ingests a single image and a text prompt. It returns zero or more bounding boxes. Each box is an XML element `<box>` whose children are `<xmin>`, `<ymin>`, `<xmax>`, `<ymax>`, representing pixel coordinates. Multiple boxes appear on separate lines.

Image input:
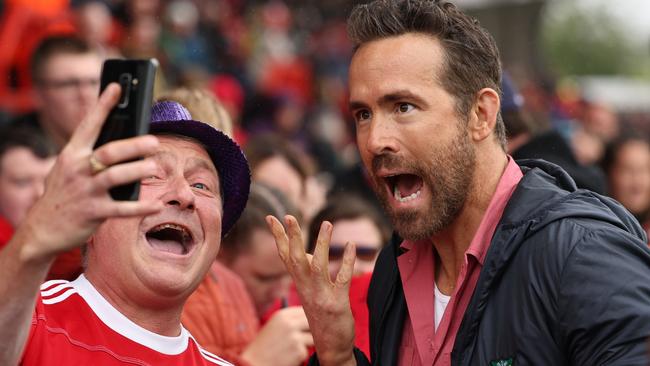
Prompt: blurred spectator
<box><xmin>11</xmin><ymin>35</ymin><xmax>102</xmax><ymax>149</ymax></box>
<box><xmin>120</xmin><ymin>15</ymin><xmax>168</xmax><ymax>98</ymax></box>
<box><xmin>331</xmin><ymin>159</ymin><xmax>391</xmax><ymax>231</ymax></box>
<box><xmin>602</xmin><ymin>133</ymin><xmax>650</xmax><ymax>239</ymax></box>
<box><xmin>582</xmin><ymin>102</ymin><xmax>620</xmax><ymax>145</ymax></box>
<box><xmin>158</xmin><ymin>87</ymin><xmax>233</xmax><ymax>137</ymax></box>
<box><xmin>501</xmin><ymin>73</ymin><xmax>536</xmax><ymax>154</ymax></box>
<box><xmin>0</xmin><ymin>0</ymin><xmax>74</xmax><ymax>114</ymax></box>
<box><xmin>572</xmin><ymin>102</ymin><xmax>621</xmax><ymax>167</ymax></box>
<box><xmin>217</xmin><ymin>183</ymin><xmax>314</xmax><ymax>366</ymax></box>
<box><xmin>71</xmin><ymin>0</ymin><xmax>122</xmax><ymax>58</ymax></box>
<box><xmin>0</xmin><ymin>125</ymin><xmax>56</xmax><ymax>248</ymax></box>
<box><xmin>307</xmin><ymin>194</ymin><xmax>390</xmax><ymax>280</ymax></box>
<box><xmin>505</xmin><ymin>74</ymin><xmax>608</xmax><ymax>194</ymax></box>
<box><xmin>160</xmin><ymin>0</ymin><xmax>216</xmax><ymax>85</ymax></box>
<box><xmin>247</xmin><ymin>1</ymin><xmax>313</xmax><ymax>106</ymax></box>
<box><xmin>219</xmin><ymin>183</ymin><xmax>299</xmax><ymax>317</ymax></box>
<box><xmin>209</xmin><ymin>74</ymin><xmax>247</xmax><ymax>145</ymax></box>
<box><xmin>183</xmin><ymin>261</ymin><xmax>260</xmax><ymax>365</ymax></box>
<box><xmin>245</xmin><ymin>133</ymin><xmax>326</xmax><ymax>223</ymax></box>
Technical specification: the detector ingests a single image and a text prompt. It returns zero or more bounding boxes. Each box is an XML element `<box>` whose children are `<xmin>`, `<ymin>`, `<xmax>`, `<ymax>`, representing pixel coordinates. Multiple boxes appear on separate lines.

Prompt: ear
<box><xmin>468</xmin><ymin>88</ymin><xmax>500</xmax><ymax>143</ymax></box>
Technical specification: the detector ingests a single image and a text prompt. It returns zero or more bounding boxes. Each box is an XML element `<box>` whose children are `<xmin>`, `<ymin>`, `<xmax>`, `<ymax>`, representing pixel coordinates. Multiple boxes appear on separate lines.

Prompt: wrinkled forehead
<box><xmin>153</xmin><ymin>134</ymin><xmax>219</xmax><ymax>180</ymax></box>
<box><xmin>41</xmin><ymin>52</ymin><xmax>102</xmax><ymax>78</ymax></box>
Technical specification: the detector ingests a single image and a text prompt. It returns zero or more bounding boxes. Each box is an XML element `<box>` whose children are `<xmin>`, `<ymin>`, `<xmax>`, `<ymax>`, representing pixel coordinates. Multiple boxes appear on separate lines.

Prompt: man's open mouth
<box><xmin>385</xmin><ymin>173</ymin><xmax>424</xmax><ymax>203</ymax></box>
<box><xmin>145</xmin><ymin>223</ymin><xmax>195</xmax><ymax>255</ymax></box>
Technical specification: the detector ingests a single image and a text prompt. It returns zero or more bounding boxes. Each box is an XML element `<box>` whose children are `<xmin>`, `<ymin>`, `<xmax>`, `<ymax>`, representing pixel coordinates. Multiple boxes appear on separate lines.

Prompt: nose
<box><xmin>363</xmin><ymin>114</ymin><xmax>399</xmax><ymax>157</ymax></box>
<box><xmin>161</xmin><ymin>177</ymin><xmax>196</xmax><ymax>210</ymax></box>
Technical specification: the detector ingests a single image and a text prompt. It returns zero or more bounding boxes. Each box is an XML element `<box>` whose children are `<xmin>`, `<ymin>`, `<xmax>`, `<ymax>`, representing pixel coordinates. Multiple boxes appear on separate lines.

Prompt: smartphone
<box><xmin>94</xmin><ymin>58</ymin><xmax>158</xmax><ymax>201</ymax></box>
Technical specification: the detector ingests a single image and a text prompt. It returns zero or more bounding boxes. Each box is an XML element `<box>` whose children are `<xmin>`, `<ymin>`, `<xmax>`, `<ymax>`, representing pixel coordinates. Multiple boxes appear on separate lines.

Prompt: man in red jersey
<box><xmin>0</xmin><ymin>84</ymin><xmax>250</xmax><ymax>365</ymax></box>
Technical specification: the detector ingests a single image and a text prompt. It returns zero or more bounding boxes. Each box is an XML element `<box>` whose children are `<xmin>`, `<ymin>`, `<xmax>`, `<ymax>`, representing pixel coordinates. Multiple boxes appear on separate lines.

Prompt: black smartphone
<box><xmin>94</xmin><ymin>58</ymin><xmax>158</xmax><ymax>201</ymax></box>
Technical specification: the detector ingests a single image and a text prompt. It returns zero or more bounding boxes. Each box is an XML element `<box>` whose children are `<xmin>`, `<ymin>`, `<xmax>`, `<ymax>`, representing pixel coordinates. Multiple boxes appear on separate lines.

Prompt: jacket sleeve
<box><xmin>558</xmin><ymin>227</ymin><xmax>650</xmax><ymax>365</ymax></box>
<box><xmin>307</xmin><ymin>347</ymin><xmax>372</xmax><ymax>366</ymax></box>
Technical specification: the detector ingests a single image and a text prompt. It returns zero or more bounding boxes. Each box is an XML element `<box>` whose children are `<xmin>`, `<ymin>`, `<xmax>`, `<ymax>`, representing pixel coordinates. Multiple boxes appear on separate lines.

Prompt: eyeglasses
<box><xmin>39</xmin><ymin>77</ymin><xmax>100</xmax><ymax>92</ymax></box>
<box><xmin>328</xmin><ymin>244</ymin><xmax>379</xmax><ymax>261</ymax></box>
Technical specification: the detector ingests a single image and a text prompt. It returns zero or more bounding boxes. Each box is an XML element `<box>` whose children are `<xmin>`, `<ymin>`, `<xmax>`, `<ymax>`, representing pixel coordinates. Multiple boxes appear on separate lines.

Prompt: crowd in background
<box><xmin>1</xmin><ymin>0</ymin><xmax>649</xmax><ymax>365</ymax></box>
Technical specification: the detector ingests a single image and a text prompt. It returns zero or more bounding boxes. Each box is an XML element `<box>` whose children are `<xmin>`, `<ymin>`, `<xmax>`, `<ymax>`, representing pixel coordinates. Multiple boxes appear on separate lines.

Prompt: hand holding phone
<box><xmin>94</xmin><ymin>58</ymin><xmax>157</xmax><ymax>201</ymax></box>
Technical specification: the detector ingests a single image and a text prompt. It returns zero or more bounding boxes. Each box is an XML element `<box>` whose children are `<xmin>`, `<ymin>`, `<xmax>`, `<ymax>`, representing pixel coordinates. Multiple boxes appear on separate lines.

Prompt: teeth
<box><xmin>152</xmin><ymin>223</ymin><xmax>191</xmax><ymax>242</ymax></box>
<box><xmin>394</xmin><ymin>186</ymin><xmax>421</xmax><ymax>203</ymax></box>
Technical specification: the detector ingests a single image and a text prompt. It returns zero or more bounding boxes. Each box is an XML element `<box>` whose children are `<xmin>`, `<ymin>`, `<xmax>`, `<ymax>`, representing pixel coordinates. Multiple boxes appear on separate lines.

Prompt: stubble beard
<box><xmin>372</xmin><ymin>129</ymin><xmax>476</xmax><ymax>241</ymax></box>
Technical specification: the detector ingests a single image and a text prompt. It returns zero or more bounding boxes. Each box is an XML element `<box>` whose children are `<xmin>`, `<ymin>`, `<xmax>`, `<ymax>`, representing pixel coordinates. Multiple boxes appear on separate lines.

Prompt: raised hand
<box><xmin>241</xmin><ymin>306</ymin><xmax>314</xmax><ymax>366</ymax></box>
<box><xmin>266</xmin><ymin>215</ymin><xmax>357</xmax><ymax>366</ymax></box>
<box><xmin>0</xmin><ymin>83</ymin><xmax>163</xmax><ymax>366</ymax></box>
<box><xmin>14</xmin><ymin>83</ymin><xmax>163</xmax><ymax>264</ymax></box>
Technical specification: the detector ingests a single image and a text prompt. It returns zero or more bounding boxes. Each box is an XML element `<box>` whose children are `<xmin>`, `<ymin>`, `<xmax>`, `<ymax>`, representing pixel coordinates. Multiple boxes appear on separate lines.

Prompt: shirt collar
<box><xmin>399</xmin><ymin>156</ymin><xmax>523</xmax><ymax>265</ymax></box>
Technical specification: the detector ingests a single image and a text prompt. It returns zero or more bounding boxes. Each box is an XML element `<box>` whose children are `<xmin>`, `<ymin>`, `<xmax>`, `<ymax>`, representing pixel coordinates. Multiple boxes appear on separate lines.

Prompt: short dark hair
<box><xmin>244</xmin><ymin>133</ymin><xmax>312</xmax><ymax>189</ymax></box>
<box><xmin>219</xmin><ymin>183</ymin><xmax>300</xmax><ymax>262</ymax></box>
<box><xmin>0</xmin><ymin>125</ymin><xmax>56</xmax><ymax>174</ymax></box>
<box><xmin>347</xmin><ymin>0</ymin><xmax>506</xmax><ymax>148</ymax></box>
<box><xmin>601</xmin><ymin>132</ymin><xmax>650</xmax><ymax>176</ymax></box>
<box><xmin>31</xmin><ymin>35</ymin><xmax>93</xmax><ymax>84</ymax></box>
<box><xmin>307</xmin><ymin>194</ymin><xmax>391</xmax><ymax>254</ymax></box>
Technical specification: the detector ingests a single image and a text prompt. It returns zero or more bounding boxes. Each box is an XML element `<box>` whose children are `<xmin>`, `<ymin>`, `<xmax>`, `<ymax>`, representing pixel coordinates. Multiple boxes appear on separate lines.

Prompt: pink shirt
<box><xmin>397</xmin><ymin>158</ymin><xmax>523</xmax><ymax>365</ymax></box>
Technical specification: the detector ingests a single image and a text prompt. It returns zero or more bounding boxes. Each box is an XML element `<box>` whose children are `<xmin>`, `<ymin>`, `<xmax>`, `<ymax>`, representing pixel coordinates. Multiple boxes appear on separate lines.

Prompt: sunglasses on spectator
<box><xmin>329</xmin><ymin>244</ymin><xmax>379</xmax><ymax>261</ymax></box>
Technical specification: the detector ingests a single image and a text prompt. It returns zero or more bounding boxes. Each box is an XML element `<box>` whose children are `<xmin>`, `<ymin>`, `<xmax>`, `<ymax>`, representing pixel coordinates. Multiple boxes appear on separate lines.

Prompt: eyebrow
<box><xmin>187</xmin><ymin>157</ymin><xmax>218</xmax><ymax>176</ymax></box>
<box><xmin>349</xmin><ymin>89</ymin><xmax>428</xmax><ymax>111</ymax></box>
<box><xmin>151</xmin><ymin>152</ymin><xmax>218</xmax><ymax>177</ymax></box>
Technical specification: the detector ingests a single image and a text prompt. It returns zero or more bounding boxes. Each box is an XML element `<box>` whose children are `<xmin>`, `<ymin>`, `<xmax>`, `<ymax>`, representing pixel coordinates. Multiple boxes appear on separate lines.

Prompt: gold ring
<box><xmin>89</xmin><ymin>154</ymin><xmax>107</xmax><ymax>175</ymax></box>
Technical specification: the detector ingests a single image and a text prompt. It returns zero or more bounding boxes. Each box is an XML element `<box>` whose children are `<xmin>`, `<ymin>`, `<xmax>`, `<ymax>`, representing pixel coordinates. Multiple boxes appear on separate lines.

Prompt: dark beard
<box><xmin>371</xmin><ymin>129</ymin><xmax>476</xmax><ymax>241</ymax></box>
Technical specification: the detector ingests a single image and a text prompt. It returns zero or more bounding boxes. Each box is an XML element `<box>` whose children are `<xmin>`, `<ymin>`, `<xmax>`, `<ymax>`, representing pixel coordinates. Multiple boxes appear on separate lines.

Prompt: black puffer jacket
<box><xmin>324</xmin><ymin>159</ymin><xmax>650</xmax><ymax>365</ymax></box>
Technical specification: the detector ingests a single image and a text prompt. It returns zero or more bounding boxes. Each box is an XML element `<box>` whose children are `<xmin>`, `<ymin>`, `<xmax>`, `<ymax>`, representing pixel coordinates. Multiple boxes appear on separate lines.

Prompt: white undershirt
<box><xmin>434</xmin><ymin>284</ymin><xmax>451</xmax><ymax>331</ymax></box>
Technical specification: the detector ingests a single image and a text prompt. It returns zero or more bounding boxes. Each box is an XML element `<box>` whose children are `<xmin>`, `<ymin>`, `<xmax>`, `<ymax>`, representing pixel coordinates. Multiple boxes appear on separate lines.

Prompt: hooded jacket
<box><xmin>317</xmin><ymin>159</ymin><xmax>650</xmax><ymax>365</ymax></box>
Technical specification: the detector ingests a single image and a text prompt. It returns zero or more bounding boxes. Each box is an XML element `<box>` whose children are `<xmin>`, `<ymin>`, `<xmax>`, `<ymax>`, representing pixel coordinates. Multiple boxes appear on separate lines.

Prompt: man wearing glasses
<box><xmin>12</xmin><ymin>35</ymin><xmax>102</xmax><ymax>150</ymax></box>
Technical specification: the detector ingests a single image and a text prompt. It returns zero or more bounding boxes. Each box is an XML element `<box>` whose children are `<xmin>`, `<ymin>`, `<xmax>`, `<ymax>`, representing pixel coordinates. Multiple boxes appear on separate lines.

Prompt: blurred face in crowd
<box><xmin>86</xmin><ymin>136</ymin><xmax>223</xmax><ymax>306</ymax></box>
<box><xmin>349</xmin><ymin>34</ymin><xmax>476</xmax><ymax>241</ymax></box>
<box><xmin>0</xmin><ymin>147</ymin><xmax>55</xmax><ymax>227</ymax></box>
<box><xmin>608</xmin><ymin>140</ymin><xmax>650</xmax><ymax>216</ymax></box>
<box><xmin>253</xmin><ymin>155</ymin><xmax>304</xmax><ymax>209</ymax></box>
<box><xmin>75</xmin><ymin>1</ymin><xmax>113</xmax><ymax>46</ymax></box>
<box><xmin>35</xmin><ymin>52</ymin><xmax>102</xmax><ymax>145</ymax></box>
<box><xmin>227</xmin><ymin>227</ymin><xmax>292</xmax><ymax>317</ymax></box>
<box><xmin>328</xmin><ymin>217</ymin><xmax>383</xmax><ymax>279</ymax></box>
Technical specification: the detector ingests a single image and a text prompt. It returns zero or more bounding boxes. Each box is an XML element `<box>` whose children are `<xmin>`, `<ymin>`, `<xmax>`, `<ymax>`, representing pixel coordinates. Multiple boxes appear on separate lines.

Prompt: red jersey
<box><xmin>21</xmin><ymin>275</ymin><xmax>233</xmax><ymax>366</ymax></box>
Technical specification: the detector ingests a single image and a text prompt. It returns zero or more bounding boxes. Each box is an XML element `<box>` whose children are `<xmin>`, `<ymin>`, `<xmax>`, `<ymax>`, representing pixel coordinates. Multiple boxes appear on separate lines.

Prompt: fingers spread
<box><xmin>267</xmin><ymin>215</ymin><xmax>290</xmax><ymax>261</ymax></box>
<box><xmin>284</xmin><ymin>215</ymin><xmax>310</xmax><ymax>275</ymax></box>
<box><xmin>335</xmin><ymin>241</ymin><xmax>356</xmax><ymax>287</ymax></box>
<box><xmin>69</xmin><ymin>83</ymin><xmax>122</xmax><ymax>149</ymax></box>
<box><xmin>311</xmin><ymin>221</ymin><xmax>332</xmax><ymax>280</ymax></box>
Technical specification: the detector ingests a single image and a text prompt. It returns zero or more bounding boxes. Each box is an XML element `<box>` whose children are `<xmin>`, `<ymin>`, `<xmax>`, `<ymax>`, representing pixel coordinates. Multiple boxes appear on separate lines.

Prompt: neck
<box><xmin>431</xmin><ymin>149</ymin><xmax>508</xmax><ymax>293</ymax></box>
<box><xmin>84</xmin><ymin>268</ymin><xmax>184</xmax><ymax>337</ymax></box>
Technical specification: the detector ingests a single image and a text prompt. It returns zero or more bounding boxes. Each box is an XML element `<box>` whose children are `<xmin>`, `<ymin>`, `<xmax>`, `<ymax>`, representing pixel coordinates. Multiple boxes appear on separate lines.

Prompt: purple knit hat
<box><xmin>149</xmin><ymin>101</ymin><xmax>250</xmax><ymax>237</ymax></box>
